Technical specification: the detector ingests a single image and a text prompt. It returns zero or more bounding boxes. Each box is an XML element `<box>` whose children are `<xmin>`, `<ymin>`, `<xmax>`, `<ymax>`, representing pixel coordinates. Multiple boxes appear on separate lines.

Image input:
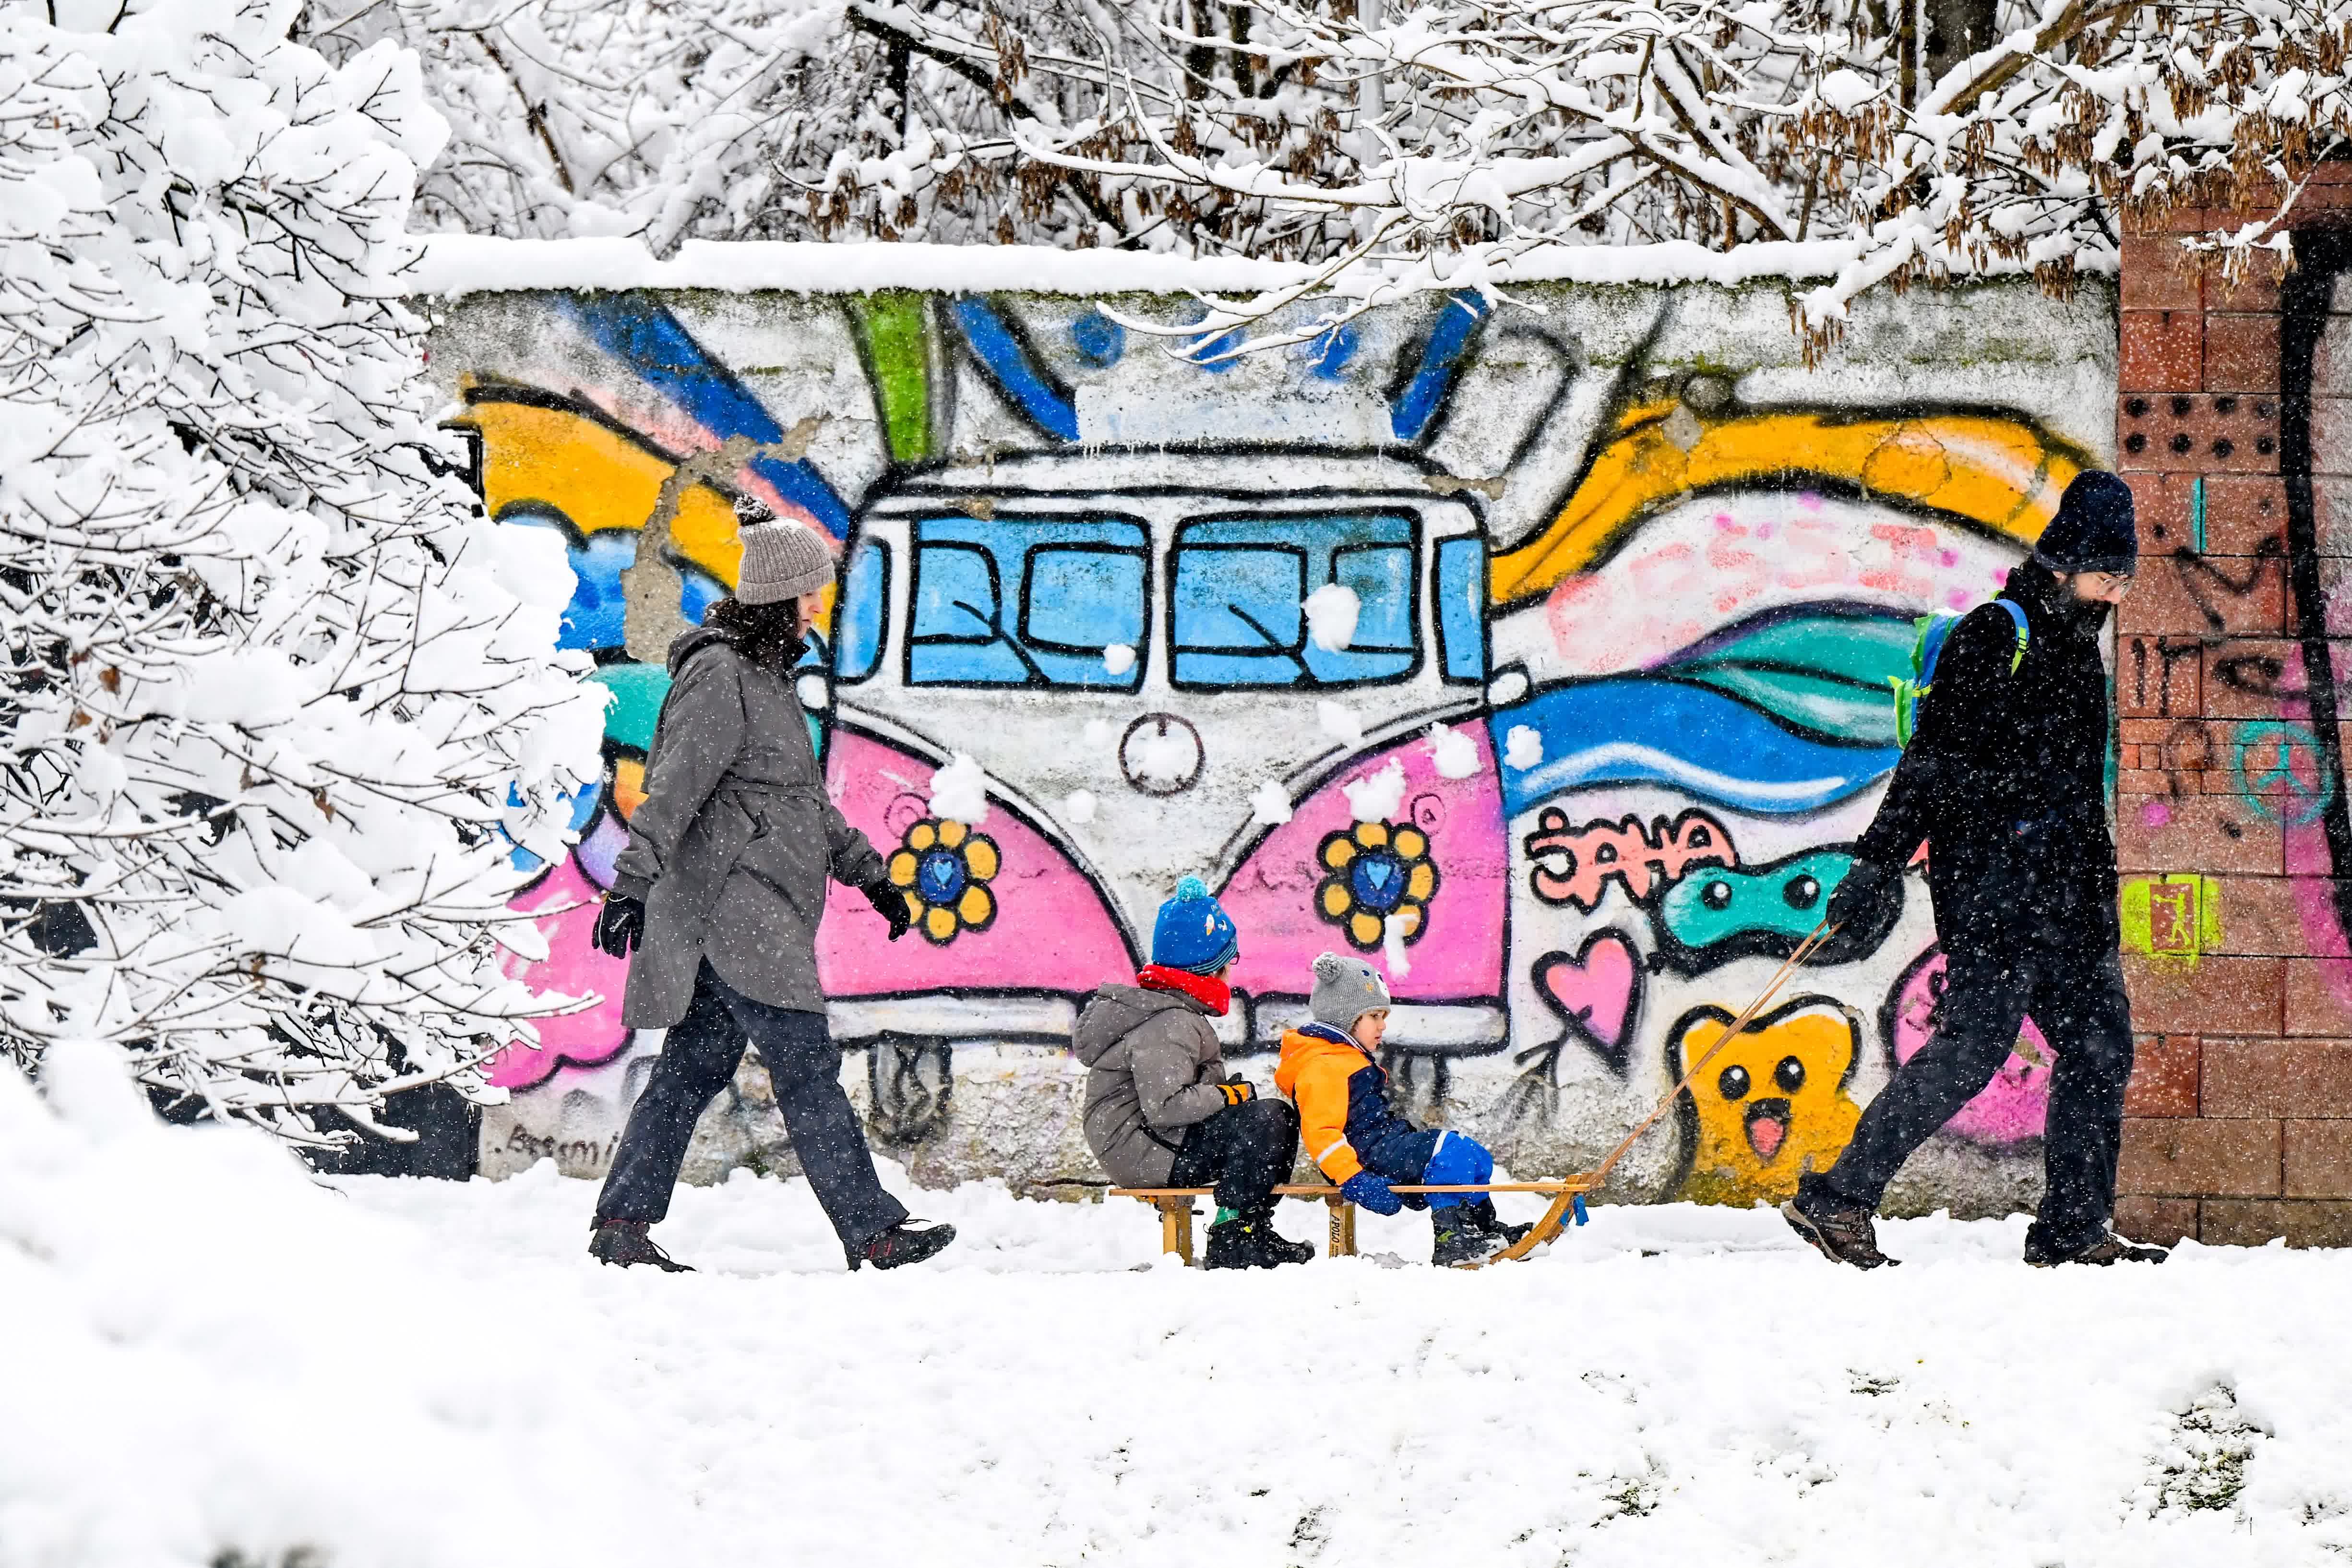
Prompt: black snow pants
<box><xmin>1168</xmin><ymin>1096</ymin><xmax>1301</xmax><ymax>1218</ymax></box>
<box><xmin>594</xmin><ymin>960</ymin><xmax>909</xmax><ymax>1247</ymax></box>
<box><xmin>1814</xmin><ymin>942</ymin><xmax>2134</xmax><ymax>1254</ymax></box>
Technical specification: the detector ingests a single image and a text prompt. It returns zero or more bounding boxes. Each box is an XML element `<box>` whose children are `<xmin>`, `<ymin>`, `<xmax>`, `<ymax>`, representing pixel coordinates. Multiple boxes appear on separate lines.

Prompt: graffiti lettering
<box><xmin>1523</xmin><ymin>808</ymin><xmax>1736</xmax><ymax>911</ymax></box>
<box><xmin>501</xmin><ymin>1126</ymin><xmax>620</xmax><ymax>1172</ymax></box>
<box><xmin>2169</xmin><ymin>537</ymin><xmax>2287</xmax><ymax>634</ymax></box>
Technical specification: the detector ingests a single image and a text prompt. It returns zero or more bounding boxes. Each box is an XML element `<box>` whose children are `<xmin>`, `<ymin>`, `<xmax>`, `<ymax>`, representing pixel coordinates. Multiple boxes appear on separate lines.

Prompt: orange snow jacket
<box><xmin>1276</xmin><ymin>1024</ymin><xmax>1421</xmax><ymax>1185</ymax></box>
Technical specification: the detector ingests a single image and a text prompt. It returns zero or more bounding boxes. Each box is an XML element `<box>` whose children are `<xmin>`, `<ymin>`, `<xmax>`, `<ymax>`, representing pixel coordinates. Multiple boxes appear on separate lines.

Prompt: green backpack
<box><xmin>1889</xmin><ymin>598</ymin><xmax>2030</xmax><ymax>748</ymax></box>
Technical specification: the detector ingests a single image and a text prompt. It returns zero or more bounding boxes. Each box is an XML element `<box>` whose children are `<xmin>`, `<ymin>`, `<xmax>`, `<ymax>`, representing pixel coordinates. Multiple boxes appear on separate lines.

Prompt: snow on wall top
<box><xmin>408</xmin><ymin>235</ymin><xmax>2017</xmax><ymax>299</ymax></box>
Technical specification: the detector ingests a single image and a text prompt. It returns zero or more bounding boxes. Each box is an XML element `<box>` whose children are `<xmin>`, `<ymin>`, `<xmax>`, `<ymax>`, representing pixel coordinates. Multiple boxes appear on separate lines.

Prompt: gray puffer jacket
<box><xmin>610</xmin><ymin>627</ymin><xmax>887</xmax><ymax>1027</ymax></box>
<box><xmin>1073</xmin><ymin>983</ymin><xmax>1235</xmax><ymax>1186</ymax></box>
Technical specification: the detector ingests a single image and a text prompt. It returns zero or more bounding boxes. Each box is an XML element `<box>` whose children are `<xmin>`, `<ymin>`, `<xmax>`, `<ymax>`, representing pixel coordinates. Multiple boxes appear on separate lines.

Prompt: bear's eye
<box><xmin>1774</xmin><ymin>1055</ymin><xmax>1806</xmax><ymax>1093</ymax></box>
<box><xmin>1702</xmin><ymin>880</ymin><xmax>1732</xmax><ymax>910</ymax></box>
<box><xmin>1784</xmin><ymin>874</ymin><xmax>1820</xmax><ymax>910</ymax></box>
<box><xmin>1717</xmin><ymin>1064</ymin><xmax>1751</xmax><ymax>1100</ymax></box>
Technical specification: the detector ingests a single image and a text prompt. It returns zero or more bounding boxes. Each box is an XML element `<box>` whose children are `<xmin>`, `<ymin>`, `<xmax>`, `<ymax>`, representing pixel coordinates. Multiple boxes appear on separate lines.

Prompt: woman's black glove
<box><xmin>592</xmin><ymin>894</ymin><xmax>645</xmax><ymax>958</ymax></box>
<box><xmin>862</xmin><ymin>879</ymin><xmax>912</xmax><ymax>941</ymax></box>
<box><xmin>1825</xmin><ymin>858</ymin><xmax>1901</xmax><ymax>934</ymax></box>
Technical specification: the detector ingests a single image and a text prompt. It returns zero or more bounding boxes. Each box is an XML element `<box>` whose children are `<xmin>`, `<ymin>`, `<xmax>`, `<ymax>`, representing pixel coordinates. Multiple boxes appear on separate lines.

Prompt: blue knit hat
<box><xmin>2035</xmin><ymin>471</ymin><xmax>2138</xmax><ymax>576</ymax></box>
<box><xmin>1151</xmin><ymin>876</ymin><xmax>1239</xmax><ymax>974</ymax></box>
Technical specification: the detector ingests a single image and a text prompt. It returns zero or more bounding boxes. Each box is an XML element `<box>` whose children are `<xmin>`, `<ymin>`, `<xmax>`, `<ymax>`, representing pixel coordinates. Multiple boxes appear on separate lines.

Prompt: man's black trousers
<box><xmin>1817</xmin><ymin>943</ymin><xmax>2134</xmax><ymax>1253</ymax></box>
<box><xmin>594</xmin><ymin>960</ymin><xmax>909</xmax><ymax>1246</ymax></box>
<box><xmin>1168</xmin><ymin>1097</ymin><xmax>1301</xmax><ymax>1216</ymax></box>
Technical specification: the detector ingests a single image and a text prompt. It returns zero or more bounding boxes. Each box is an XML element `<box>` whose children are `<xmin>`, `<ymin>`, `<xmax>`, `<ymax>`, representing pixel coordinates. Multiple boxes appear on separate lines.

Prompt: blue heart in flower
<box><xmin>917</xmin><ymin>849</ymin><xmax>967</xmax><ymax>904</ymax></box>
<box><xmin>1349</xmin><ymin>850</ymin><xmax>1407</xmax><ymax>913</ymax></box>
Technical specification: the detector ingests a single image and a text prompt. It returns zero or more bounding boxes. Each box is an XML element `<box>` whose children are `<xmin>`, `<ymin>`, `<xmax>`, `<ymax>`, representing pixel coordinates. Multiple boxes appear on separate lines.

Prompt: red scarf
<box><xmin>1136</xmin><ymin>964</ymin><xmax>1231</xmax><ymax>1016</ymax></box>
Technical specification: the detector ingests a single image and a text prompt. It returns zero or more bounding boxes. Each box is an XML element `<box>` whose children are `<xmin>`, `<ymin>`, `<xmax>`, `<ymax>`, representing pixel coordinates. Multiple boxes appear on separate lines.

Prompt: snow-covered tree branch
<box><xmin>1</xmin><ymin>0</ymin><xmax>607</xmax><ymax>1143</ymax></box>
<box><xmin>311</xmin><ymin>0</ymin><xmax>2352</xmax><ymax>347</ymax></box>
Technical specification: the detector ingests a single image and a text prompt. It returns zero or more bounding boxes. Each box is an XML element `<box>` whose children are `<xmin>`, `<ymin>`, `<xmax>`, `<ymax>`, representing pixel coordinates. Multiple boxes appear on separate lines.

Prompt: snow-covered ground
<box><xmin>11</xmin><ymin>1051</ymin><xmax>2352</xmax><ymax>1568</ymax></box>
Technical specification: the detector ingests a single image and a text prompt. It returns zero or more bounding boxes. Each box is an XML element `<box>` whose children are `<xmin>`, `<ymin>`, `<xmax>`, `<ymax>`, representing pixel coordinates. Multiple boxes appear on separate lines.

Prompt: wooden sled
<box><xmin>1110</xmin><ymin>1179</ymin><xmax>1593</xmax><ymax>1266</ymax></box>
<box><xmin>1114</xmin><ymin>920</ymin><xmax>1841</xmax><ymax>1269</ymax></box>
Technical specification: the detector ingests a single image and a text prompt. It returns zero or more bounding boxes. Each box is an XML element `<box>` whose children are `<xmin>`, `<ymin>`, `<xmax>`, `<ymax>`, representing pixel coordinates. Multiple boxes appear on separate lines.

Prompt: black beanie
<box><xmin>2034</xmin><ymin>471</ymin><xmax>2137</xmax><ymax>576</ymax></box>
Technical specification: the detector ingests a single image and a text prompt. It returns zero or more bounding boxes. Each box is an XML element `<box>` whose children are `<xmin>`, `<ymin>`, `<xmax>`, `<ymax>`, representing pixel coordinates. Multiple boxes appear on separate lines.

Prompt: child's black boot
<box><xmin>1462</xmin><ymin>1197</ymin><xmax>1531</xmax><ymax>1246</ymax></box>
<box><xmin>1205</xmin><ymin>1210</ymin><xmax>1313</xmax><ymax>1269</ymax></box>
<box><xmin>1432</xmin><ymin>1206</ymin><xmax>1504</xmax><ymax>1267</ymax></box>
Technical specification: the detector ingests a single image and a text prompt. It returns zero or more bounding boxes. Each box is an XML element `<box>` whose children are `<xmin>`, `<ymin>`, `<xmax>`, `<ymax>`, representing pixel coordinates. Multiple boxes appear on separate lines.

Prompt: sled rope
<box><xmin>1577</xmin><ymin>918</ymin><xmax>1842</xmax><ymax>1188</ymax></box>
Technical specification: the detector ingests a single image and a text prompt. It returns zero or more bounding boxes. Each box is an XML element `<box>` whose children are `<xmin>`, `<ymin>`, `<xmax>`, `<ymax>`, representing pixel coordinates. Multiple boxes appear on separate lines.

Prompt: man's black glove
<box><xmin>592</xmin><ymin>894</ymin><xmax>645</xmax><ymax>959</ymax></box>
<box><xmin>862</xmin><ymin>878</ymin><xmax>912</xmax><ymax>941</ymax></box>
<box><xmin>1825</xmin><ymin>858</ymin><xmax>1901</xmax><ymax>934</ymax></box>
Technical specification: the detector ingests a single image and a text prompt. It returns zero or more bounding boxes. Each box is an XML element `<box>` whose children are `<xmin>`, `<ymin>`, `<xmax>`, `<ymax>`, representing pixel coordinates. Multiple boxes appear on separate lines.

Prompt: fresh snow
<box><xmin>928</xmin><ymin>752</ymin><xmax>992</xmax><ymax>825</ymax></box>
<box><xmin>1250</xmin><ymin>778</ymin><xmax>1296</xmax><ymax>826</ymax></box>
<box><xmin>1423</xmin><ymin>721</ymin><xmax>1483</xmax><ymax>779</ymax></box>
<box><xmin>1102</xmin><ymin>643</ymin><xmax>1137</xmax><ymax>676</ymax></box>
<box><xmin>1342</xmin><ymin>759</ymin><xmax>1409</xmax><ymax>823</ymax></box>
<box><xmin>407</xmin><ymin>234</ymin><xmax>1953</xmax><ymax>300</ymax></box>
<box><xmin>1505</xmin><ymin>723</ymin><xmax>1545</xmax><ymax>769</ymax></box>
<box><xmin>22</xmin><ymin>1051</ymin><xmax>2352</xmax><ymax>1568</ymax></box>
<box><xmin>1319</xmin><ymin>700</ymin><xmax>1366</xmax><ymax>748</ymax></box>
<box><xmin>1303</xmin><ymin>583</ymin><xmax>1363</xmax><ymax>652</ymax></box>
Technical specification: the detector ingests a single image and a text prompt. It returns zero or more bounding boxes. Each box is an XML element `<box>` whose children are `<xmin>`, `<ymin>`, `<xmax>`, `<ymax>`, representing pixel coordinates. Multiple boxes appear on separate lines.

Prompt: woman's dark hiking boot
<box><xmin>1205</xmin><ymin>1213</ymin><xmax>1313</xmax><ymax>1269</ymax></box>
<box><xmin>853</xmin><ymin>1218</ymin><xmax>957</xmax><ymax>1270</ymax></box>
<box><xmin>588</xmin><ymin>1220</ymin><xmax>693</xmax><ymax>1272</ymax></box>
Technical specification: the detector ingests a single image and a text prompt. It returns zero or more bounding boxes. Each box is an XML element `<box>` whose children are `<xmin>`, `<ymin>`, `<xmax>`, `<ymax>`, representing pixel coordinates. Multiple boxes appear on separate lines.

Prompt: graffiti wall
<box><xmin>424</xmin><ymin>259</ymin><xmax>2115</xmax><ymax>1215</ymax></box>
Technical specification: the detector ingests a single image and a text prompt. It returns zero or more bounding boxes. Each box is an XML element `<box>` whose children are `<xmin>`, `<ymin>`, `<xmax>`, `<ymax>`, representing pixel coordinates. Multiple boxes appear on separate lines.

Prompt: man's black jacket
<box><xmin>1856</xmin><ymin>561</ymin><xmax>2118</xmax><ymax>958</ymax></box>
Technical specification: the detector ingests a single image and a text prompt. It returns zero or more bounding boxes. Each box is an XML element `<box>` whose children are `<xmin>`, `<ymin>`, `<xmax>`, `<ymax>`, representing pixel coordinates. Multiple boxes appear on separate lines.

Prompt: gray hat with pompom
<box><xmin>1310</xmin><ymin>951</ymin><xmax>1390</xmax><ymax>1030</ymax></box>
<box><xmin>735</xmin><ymin>517</ymin><xmax>835</xmax><ymax>605</ymax></box>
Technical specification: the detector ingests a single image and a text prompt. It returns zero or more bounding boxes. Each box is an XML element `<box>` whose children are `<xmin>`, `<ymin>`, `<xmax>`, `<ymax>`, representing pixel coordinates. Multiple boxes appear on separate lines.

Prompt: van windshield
<box><xmin>1170</xmin><ymin>513</ymin><xmax>1417</xmax><ymax>689</ymax></box>
<box><xmin>909</xmin><ymin>514</ymin><xmax>1148</xmax><ymax>688</ymax></box>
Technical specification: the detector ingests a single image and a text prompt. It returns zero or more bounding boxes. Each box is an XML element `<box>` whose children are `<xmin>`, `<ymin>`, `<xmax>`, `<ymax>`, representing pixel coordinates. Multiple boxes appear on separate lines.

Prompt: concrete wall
<box><xmin>425</xmin><ymin>264</ymin><xmax>2119</xmax><ymax>1215</ymax></box>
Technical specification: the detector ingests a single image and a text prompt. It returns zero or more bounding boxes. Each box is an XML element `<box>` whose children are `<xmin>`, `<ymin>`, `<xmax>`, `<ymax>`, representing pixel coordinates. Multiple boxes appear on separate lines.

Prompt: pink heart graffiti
<box><xmin>1534</xmin><ymin>930</ymin><xmax>1640</xmax><ymax>1069</ymax></box>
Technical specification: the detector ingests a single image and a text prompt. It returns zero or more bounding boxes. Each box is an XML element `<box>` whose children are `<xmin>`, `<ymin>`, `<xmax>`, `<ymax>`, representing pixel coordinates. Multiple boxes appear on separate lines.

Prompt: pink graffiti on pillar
<box><xmin>1887</xmin><ymin>950</ymin><xmax>2052</xmax><ymax>1145</ymax></box>
<box><xmin>816</xmin><ymin>729</ymin><xmax>1136</xmax><ymax>996</ymax></box>
<box><xmin>1220</xmin><ymin>726</ymin><xmax>1506</xmax><ymax>1001</ymax></box>
<box><xmin>489</xmin><ymin>854</ymin><xmax>633</xmax><ymax>1091</ymax></box>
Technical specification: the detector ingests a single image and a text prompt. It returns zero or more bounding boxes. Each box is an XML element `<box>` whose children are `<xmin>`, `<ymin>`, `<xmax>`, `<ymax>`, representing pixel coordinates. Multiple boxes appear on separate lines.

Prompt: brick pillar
<box><xmin>2113</xmin><ymin>168</ymin><xmax>2352</xmax><ymax>1247</ymax></box>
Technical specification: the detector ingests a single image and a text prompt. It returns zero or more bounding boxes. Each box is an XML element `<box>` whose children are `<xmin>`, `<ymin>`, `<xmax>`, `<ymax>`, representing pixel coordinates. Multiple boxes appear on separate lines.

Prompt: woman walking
<box><xmin>585</xmin><ymin>508</ymin><xmax>955</xmax><ymax>1272</ymax></box>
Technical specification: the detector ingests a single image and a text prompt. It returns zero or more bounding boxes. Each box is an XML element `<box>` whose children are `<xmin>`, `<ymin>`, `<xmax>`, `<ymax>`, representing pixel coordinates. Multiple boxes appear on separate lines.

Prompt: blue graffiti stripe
<box><xmin>1390</xmin><ymin>291</ymin><xmax>1490</xmax><ymax>443</ymax></box>
<box><xmin>1490</xmin><ymin>678</ymin><xmax>1898</xmax><ymax>818</ymax></box>
<box><xmin>951</xmin><ymin>298</ymin><xmax>1080</xmax><ymax>441</ymax></box>
<box><xmin>558</xmin><ymin>294</ymin><xmax>851</xmax><ymax>538</ymax></box>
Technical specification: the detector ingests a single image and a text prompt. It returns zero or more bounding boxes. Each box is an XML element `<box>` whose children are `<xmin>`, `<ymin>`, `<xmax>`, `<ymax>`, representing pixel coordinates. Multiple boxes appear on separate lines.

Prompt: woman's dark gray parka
<box><xmin>609</xmin><ymin>627</ymin><xmax>887</xmax><ymax>1027</ymax></box>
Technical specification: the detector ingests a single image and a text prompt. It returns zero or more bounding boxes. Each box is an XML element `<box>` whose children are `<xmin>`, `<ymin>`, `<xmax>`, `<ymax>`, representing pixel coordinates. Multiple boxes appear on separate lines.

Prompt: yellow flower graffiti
<box><xmin>888</xmin><ymin>818</ymin><xmax>1001</xmax><ymax>945</ymax></box>
<box><xmin>1315</xmin><ymin>820</ymin><xmax>1440</xmax><ymax>952</ymax></box>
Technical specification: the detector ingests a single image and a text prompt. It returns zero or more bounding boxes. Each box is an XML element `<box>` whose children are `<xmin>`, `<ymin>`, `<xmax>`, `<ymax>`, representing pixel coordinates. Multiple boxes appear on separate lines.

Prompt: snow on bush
<box><xmin>0</xmin><ymin>1044</ymin><xmax>644</xmax><ymax>1568</ymax></box>
<box><xmin>0</xmin><ymin>0</ymin><xmax>605</xmax><ymax>1144</ymax></box>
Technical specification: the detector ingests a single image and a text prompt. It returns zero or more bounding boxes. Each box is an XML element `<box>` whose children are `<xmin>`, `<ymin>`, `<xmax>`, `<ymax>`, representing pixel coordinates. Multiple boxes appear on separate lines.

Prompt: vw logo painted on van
<box><xmin>1119</xmin><ymin>713</ymin><xmax>1204</xmax><ymax>795</ymax></box>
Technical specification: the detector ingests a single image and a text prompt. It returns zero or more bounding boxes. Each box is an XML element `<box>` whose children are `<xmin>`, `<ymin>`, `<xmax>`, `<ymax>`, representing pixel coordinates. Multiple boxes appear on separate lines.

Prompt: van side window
<box><xmin>1434</xmin><ymin>536</ymin><xmax>1486</xmax><ymax>683</ymax></box>
<box><xmin>834</xmin><ymin>537</ymin><xmax>888</xmax><ymax>683</ymax></box>
<box><xmin>909</xmin><ymin>515</ymin><xmax>1148</xmax><ymax>688</ymax></box>
<box><xmin>1171</xmin><ymin>513</ymin><xmax>1417</xmax><ymax>689</ymax></box>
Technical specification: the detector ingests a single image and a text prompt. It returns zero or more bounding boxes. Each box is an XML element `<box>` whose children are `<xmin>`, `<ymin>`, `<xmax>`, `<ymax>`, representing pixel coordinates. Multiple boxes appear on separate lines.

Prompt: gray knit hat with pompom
<box><xmin>735</xmin><ymin>516</ymin><xmax>836</xmax><ymax>605</ymax></box>
<box><xmin>1310</xmin><ymin>951</ymin><xmax>1391</xmax><ymax>1030</ymax></box>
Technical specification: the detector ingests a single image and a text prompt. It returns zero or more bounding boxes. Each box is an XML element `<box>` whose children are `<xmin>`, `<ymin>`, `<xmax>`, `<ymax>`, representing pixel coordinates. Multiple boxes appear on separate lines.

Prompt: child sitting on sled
<box><xmin>1276</xmin><ymin>952</ymin><xmax>1529</xmax><ymax>1266</ymax></box>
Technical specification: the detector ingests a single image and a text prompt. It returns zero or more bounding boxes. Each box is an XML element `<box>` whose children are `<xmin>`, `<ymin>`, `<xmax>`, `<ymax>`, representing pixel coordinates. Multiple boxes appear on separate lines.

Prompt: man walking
<box><xmin>1786</xmin><ymin>470</ymin><xmax>2166</xmax><ymax>1269</ymax></box>
<box><xmin>585</xmin><ymin>503</ymin><xmax>955</xmax><ymax>1272</ymax></box>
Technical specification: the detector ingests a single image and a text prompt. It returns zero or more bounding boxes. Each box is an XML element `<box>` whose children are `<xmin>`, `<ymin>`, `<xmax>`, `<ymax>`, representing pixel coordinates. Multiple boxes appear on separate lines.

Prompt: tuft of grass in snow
<box><xmin>2146</xmin><ymin>1384</ymin><xmax>2265</xmax><ymax>1515</ymax></box>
